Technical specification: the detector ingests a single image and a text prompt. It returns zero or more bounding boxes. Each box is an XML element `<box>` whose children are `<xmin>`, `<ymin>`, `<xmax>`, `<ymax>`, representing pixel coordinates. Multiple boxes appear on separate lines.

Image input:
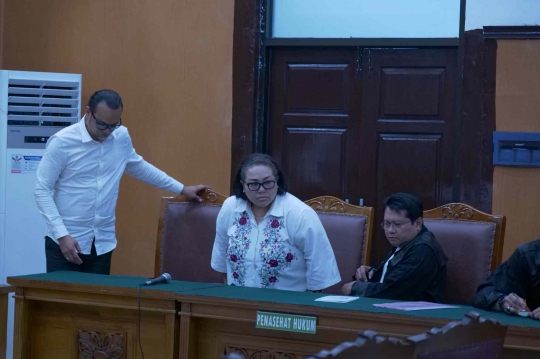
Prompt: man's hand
<box><xmin>355</xmin><ymin>265</ymin><xmax>374</xmax><ymax>282</ymax></box>
<box><xmin>341</xmin><ymin>281</ymin><xmax>356</xmax><ymax>295</ymax></box>
<box><xmin>181</xmin><ymin>184</ymin><xmax>211</xmax><ymax>202</ymax></box>
<box><xmin>531</xmin><ymin>307</ymin><xmax>540</xmax><ymax>320</ymax></box>
<box><xmin>500</xmin><ymin>292</ymin><xmax>527</xmax><ymax>314</ymax></box>
<box><xmin>58</xmin><ymin>235</ymin><xmax>83</xmax><ymax>265</ymax></box>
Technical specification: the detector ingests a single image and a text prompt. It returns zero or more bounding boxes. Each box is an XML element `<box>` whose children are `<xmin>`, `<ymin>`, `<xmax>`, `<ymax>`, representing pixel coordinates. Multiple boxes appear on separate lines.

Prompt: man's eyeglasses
<box><xmin>92</xmin><ymin>111</ymin><xmax>122</xmax><ymax>131</ymax></box>
<box><xmin>245</xmin><ymin>180</ymin><xmax>276</xmax><ymax>191</ymax></box>
<box><xmin>381</xmin><ymin>220</ymin><xmax>411</xmax><ymax>230</ymax></box>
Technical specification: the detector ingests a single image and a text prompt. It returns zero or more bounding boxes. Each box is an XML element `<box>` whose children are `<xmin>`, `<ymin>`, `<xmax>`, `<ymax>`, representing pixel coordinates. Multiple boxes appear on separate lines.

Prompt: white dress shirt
<box><xmin>211</xmin><ymin>193</ymin><xmax>341</xmax><ymax>291</ymax></box>
<box><xmin>35</xmin><ymin>116</ymin><xmax>184</xmax><ymax>255</ymax></box>
<box><xmin>380</xmin><ymin>247</ymin><xmax>401</xmax><ymax>283</ymax></box>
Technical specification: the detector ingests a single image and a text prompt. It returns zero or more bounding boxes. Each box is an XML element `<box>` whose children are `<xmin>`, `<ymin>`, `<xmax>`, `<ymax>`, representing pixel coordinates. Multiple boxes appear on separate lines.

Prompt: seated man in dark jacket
<box><xmin>473</xmin><ymin>239</ymin><xmax>540</xmax><ymax>320</ymax></box>
<box><xmin>341</xmin><ymin>192</ymin><xmax>448</xmax><ymax>302</ymax></box>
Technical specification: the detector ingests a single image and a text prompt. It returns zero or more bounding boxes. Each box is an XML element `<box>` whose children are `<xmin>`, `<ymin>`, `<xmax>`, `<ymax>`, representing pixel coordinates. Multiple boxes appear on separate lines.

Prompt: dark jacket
<box><xmin>473</xmin><ymin>239</ymin><xmax>540</xmax><ymax>311</ymax></box>
<box><xmin>351</xmin><ymin>225</ymin><xmax>448</xmax><ymax>302</ymax></box>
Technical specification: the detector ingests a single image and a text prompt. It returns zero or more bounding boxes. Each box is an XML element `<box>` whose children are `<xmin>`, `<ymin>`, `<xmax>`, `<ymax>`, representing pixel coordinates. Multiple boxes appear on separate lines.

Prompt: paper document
<box><xmin>373</xmin><ymin>301</ymin><xmax>460</xmax><ymax>311</ymax></box>
<box><xmin>315</xmin><ymin>296</ymin><xmax>359</xmax><ymax>303</ymax></box>
<box><xmin>518</xmin><ymin>311</ymin><xmax>530</xmax><ymax>318</ymax></box>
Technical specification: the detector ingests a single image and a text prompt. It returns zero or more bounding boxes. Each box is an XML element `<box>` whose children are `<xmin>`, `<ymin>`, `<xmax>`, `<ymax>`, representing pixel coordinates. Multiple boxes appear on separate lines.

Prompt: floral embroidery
<box><xmin>227</xmin><ymin>212</ymin><xmax>252</xmax><ymax>286</ymax></box>
<box><xmin>258</xmin><ymin>216</ymin><xmax>297</xmax><ymax>288</ymax></box>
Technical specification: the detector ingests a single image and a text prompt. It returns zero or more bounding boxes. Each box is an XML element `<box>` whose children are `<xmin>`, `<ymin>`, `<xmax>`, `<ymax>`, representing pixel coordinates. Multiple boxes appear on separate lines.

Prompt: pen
<box><xmin>352</xmin><ymin>266</ymin><xmax>375</xmax><ymax>281</ymax></box>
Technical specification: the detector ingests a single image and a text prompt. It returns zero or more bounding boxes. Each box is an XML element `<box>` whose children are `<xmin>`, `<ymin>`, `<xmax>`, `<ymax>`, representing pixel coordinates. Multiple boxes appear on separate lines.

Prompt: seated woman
<box><xmin>473</xmin><ymin>239</ymin><xmax>540</xmax><ymax>320</ymax></box>
<box><xmin>211</xmin><ymin>153</ymin><xmax>341</xmax><ymax>292</ymax></box>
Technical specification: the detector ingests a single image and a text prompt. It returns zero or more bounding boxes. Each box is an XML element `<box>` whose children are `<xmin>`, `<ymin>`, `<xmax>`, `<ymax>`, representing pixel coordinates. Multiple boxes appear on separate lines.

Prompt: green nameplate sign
<box><xmin>256</xmin><ymin>311</ymin><xmax>317</xmax><ymax>334</ymax></box>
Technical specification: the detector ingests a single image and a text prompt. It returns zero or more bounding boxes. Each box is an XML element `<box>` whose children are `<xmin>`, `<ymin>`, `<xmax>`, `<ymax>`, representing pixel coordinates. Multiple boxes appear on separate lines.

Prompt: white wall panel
<box><xmin>273</xmin><ymin>0</ymin><xmax>460</xmax><ymax>38</ymax></box>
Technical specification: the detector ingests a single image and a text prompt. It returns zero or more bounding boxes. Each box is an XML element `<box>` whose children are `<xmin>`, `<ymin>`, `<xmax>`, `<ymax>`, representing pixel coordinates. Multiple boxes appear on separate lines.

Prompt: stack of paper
<box><xmin>373</xmin><ymin>301</ymin><xmax>460</xmax><ymax>311</ymax></box>
<box><xmin>314</xmin><ymin>296</ymin><xmax>360</xmax><ymax>303</ymax></box>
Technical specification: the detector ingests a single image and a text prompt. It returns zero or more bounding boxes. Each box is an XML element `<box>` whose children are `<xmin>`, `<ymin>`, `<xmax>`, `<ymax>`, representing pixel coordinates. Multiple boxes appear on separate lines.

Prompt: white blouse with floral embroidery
<box><xmin>211</xmin><ymin>193</ymin><xmax>341</xmax><ymax>291</ymax></box>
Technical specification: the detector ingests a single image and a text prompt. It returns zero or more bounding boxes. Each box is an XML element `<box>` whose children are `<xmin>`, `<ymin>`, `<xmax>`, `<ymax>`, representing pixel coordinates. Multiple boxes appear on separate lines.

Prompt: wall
<box><xmin>272</xmin><ymin>0</ymin><xmax>459</xmax><ymax>38</ymax></box>
<box><xmin>1</xmin><ymin>0</ymin><xmax>234</xmax><ymax>276</ymax></box>
<box><xmin>466</xmin><ymin>0</ymin><xmax>540</xmax><ymax>30</ymax></box>
<box><xmin>492</xmin><ymin>40</ymin><xmax>540</xmax><ymax>259</ymax></box>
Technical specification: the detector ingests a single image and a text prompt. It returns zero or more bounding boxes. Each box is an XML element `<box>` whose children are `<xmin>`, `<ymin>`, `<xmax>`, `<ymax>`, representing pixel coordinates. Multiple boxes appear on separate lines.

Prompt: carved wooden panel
<box><xmin>200</xmin><ymin>189</ymin><xmax>227</xmax><ymax>204</ymax></box>
<box><xmin>304</xmin><ymin>196</ymin><xmax>372</xmax><ymax>217</ymax></box>
<box><xmin>424</xmin><ymin>202</ymin><xmax>504</xmax><ymax>224</ymax></box>
<box><xmin>78</xmin><ymin>330</ymin><xmax>124</xmax><ymax>359</ymax></box>
<box><xmin>305</xmin><ymin>196</ymin><xmax>348</xmax><ymax>213</ymax></box>
<box><xmin>439</xmin><ymin>203</ymin><xmax>474</xmax><ymax>219</ymax></box>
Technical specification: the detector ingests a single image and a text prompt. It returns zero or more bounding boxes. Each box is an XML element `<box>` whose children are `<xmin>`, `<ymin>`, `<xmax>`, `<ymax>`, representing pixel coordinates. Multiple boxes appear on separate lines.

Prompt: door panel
<box><xmin>285</xmin><ymin>63</ymin><xmax>350</xmax><ymax>114</ymax></box>
<box><xmin>378</xmin><ymin>67</ymin><xmax>445</xmax><ymax>118</ymax></box>
<box><xmin>359</xmin><ymin>48</ymin><xmax>457</xmax><ymax>263</ymax></box>
<box><xmin>269</xmin><ymin>47</ymin><xmax>361</xmax><ymax>201</ymax></box>
<box><xmin>282</xmin><ymin>127</ymin><xmax>347</xmax><ymax>199</ymax></box>
<box><xmin>377</xmin><ymin>133</ymin><xmax>442</xmax><ymax>210</ymax></box>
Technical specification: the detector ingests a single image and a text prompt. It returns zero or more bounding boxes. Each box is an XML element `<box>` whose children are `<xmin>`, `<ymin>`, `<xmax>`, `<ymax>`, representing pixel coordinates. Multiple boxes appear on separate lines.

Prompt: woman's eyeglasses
<box><xmin>245</xmin><ymin>180</ymin><xmax>276</xmax><ymax>191</ymax></box>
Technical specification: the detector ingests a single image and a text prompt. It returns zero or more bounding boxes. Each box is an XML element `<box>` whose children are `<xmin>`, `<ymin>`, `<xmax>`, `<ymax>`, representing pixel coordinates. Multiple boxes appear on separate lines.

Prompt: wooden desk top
<box><xmin>7</xmin><ymin>272</ymin><xmax>540</xmax><ymax>354</ymax></box>
<box><xmin>0</xmin><ymin>285</ymin><xmax>13</xmax><ymax>294</ymax></box>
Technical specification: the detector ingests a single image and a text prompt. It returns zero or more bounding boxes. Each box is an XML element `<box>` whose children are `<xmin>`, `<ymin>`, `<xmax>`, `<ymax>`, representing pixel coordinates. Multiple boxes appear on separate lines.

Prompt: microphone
<box><xmin>142</xmin><ymin>273</ymin><xmax>171</xmax><ymax>286</ymax></box>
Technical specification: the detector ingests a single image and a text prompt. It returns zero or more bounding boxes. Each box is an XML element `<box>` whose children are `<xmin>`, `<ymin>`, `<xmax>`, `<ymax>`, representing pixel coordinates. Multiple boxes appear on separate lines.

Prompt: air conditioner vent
<box><xmin>7</xmin><ymin>78</ymin><xmax>80</xmax><ymax>125</ymax></box>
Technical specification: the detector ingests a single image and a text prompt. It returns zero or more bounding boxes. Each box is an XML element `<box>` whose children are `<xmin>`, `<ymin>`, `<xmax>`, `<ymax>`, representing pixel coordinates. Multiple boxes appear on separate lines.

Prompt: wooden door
<box><xmin>268</xmin><ymin>47</ymin><xmax>457</xmax><ymax>263</ymax></box>
<box><xmin>269</xmin><ymin>47</ymin><xmax>362</xmax><ymax>201</ymax></box>
<box><xmin>359</xmin><ymin>48</ymin><xmax>457</xmax><ymax>262</ymax></box>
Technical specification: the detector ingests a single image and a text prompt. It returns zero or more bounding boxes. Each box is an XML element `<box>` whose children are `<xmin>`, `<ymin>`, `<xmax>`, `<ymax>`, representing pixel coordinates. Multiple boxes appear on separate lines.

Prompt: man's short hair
<box><xmin>88</xmin><ymin>89</ymin><xmax>123</xmax><ymax>112</ymax></box>
<box><xmin>383</xmin><ymin>192</ymin><xmax>423</xmax><ymax>223</ymax></box>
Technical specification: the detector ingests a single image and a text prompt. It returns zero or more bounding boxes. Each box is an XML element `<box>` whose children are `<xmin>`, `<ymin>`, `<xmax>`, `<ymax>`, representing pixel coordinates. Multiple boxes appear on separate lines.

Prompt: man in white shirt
<box><xmin>35</xmin><ymin>89</ymin><xmax>208</xmax><ymax>274</ymax></box>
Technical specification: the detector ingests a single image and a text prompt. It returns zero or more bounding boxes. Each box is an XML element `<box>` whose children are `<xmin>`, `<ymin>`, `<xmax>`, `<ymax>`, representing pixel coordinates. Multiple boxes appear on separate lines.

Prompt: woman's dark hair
<box><xmin>383</xmin><ymin>192</ymin><xmax>423</xmax><ymax>223</ymax></box>
<box><xmin>232</xmin><ymin>153</ymin><xmax>288</xmax><ymax>201</ymax></box>
<box><xmin>88</xmin><ymin>89</ymin><xmax>123</xmax><ymax>112</ymax></box>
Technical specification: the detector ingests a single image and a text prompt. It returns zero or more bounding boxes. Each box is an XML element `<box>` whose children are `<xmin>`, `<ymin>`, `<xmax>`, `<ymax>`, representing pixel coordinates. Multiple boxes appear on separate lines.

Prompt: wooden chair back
<box><xmin>305</xmin><ymin>196</ymin><xmax>374</xmax><ymax>293</ymax></box>
<box><xmin>423</xmin><ymin>203</ymin><xmax>506</xmax><ymax>304</ymax></box>
<box><xmin>408</xmin><ymin>312</ymin><xmax>507</xmax><ymax>359</ymax></box>
<box><xmin>307</xmin><ymin>312</ymin><xmax>506</xmax><ymax>359</ymax></box>
<box><xmin>307</xmin><ymin>330</ymin><xmax>413</xmax><ymax>359</ymax></box>
<box><xmin>155</xmin><ymin>192</ymin><xmax>374</xmax><ymax>291</ymax></box>
<box><xmin>154</xmin><ymin>189</ymin><xmax>226</xmax><ymax>280</ymax></box>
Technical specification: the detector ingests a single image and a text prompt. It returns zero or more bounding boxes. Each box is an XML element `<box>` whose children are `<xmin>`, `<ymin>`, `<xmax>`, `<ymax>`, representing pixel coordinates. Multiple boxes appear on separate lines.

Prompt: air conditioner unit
<box><xmin>0</xmin><ymin>70</ymin><xmax>82</xmax><ymax>358</ymax></box>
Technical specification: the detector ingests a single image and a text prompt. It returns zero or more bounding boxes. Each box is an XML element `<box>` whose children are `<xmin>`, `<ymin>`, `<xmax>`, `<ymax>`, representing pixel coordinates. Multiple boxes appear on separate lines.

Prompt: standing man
<box><xmin>35</xmin><ymin>89</ymin><xmax>209</xmax><ymax>274</ymax></box>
